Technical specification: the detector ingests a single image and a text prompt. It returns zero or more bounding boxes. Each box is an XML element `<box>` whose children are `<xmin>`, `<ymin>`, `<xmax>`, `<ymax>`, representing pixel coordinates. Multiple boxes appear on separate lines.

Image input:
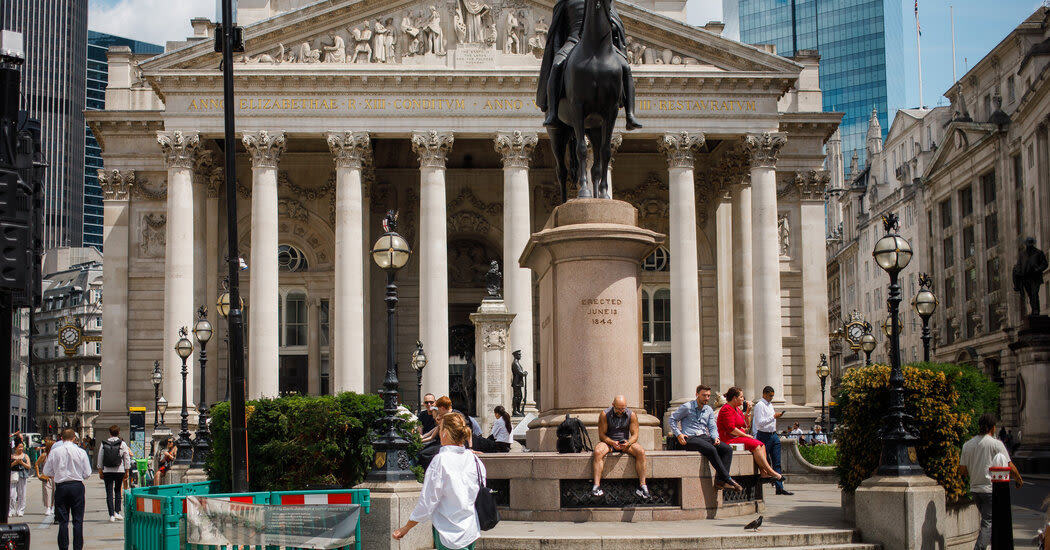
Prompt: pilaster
<box><xmin>96</xmin><ymin>169</ymin><xmax>133</xmax><ymax>428</ymax></box>
<box><xmin>795</xmin><ymin>170</ymin><xmax>832</xmax><ymax>406</ymax></box>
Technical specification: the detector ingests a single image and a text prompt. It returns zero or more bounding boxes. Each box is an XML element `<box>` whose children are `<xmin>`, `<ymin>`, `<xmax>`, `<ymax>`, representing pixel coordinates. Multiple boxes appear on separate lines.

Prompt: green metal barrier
<box><xmin>124</xmin><ymin>481</ymin><xmax>370</xmax><ymax>550</ymax></box>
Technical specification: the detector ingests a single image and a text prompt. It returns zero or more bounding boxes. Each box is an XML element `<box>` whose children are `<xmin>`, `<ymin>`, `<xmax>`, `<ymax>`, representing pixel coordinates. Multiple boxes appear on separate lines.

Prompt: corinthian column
<box><xmin>744</xmin><ymin>132</ymin><xmax>787</xmax><ymax>399</ymax></box>
<box><xmin>412</xmin><ymin>130</ymin><xmax>454</xmax><ymax>398</ymax></box>
<box><xmin>730</xmin><ymin>176</ymin><xmax>755</xmax><ymax>399</ymax></box>
<box><xmin>495</xmin><ymin>131</ymin><xmax>538</xmax><ymax>412</ymax></box>
<box><xmin>96</xmin><ymin>169</ymin><xmax>133</xmax><ymax>427</ymax></box>
<box><xmin>327</xmin><ymin>131</ymin><xmax>370</xmax><ymax>393</ymax></box>
<box><xmin>658</xmin><ymin>132</ymin><xmax>705</xmax><ymax>410</ymax></box>
<box><xmin>158</xmin><ymin>131</ymin><xmax>200</xmax><ymax>414</ymax></box>
<box><xmin>242</xmin><ymin>131</ymin><xmax>286</xmax><ymax>399</ymax></box>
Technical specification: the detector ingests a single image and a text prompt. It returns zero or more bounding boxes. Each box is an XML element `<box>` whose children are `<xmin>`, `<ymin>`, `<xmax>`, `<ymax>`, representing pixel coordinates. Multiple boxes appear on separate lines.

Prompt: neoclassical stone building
<box><xmin>89</xmin><ymin>0</ymin><xmax>838</xmax><ymax>431</ymax></box>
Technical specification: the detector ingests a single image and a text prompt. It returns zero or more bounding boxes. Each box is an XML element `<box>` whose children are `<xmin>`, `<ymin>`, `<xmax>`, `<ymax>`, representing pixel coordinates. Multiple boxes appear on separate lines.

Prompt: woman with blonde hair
<box><xmin>393</xmin><ymin>412</ymin><xmax>485</xmax><ymax>550</ymax></box>
<box><xmin>35</xmin><ymin>439</ymin><xmax>55</xmax><ymax>516</ymax></box>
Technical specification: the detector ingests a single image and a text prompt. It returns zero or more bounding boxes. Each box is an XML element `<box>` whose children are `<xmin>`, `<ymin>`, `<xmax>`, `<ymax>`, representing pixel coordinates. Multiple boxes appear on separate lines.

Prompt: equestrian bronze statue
<box><xmin>537</xmin><ymin>0</ymin><xmax>641</xmax><ymax>202</ymax></box>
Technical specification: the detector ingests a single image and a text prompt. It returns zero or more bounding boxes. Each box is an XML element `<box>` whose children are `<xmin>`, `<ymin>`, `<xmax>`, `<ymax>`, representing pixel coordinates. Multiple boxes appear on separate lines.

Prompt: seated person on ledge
<box><xmin>670</xmin><ymin>384</ymin><xmax>743</xmax><ymax>491</ymax></box>
<box><xmin>716</xmin><ymin>386</ymin><xmax>785</xmax><ymax>483</ymax></box>
<box><xmin>592</xmin><ymin>395</ymin><xmax>649</xmax><ymax>499</ymax></box>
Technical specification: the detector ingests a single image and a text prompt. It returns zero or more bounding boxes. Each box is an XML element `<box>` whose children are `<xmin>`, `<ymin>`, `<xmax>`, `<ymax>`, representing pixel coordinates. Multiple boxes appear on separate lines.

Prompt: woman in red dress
<box><xmin>717</xmin><ymin>386</ymin><xmax>784</xmax><ymax>481</ymax></box>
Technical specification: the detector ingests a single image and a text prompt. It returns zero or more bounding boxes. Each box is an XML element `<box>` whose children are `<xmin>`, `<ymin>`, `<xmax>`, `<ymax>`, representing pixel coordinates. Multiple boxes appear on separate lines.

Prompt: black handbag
<box><xmin>473</xmin><ymin>457</ymin><xmax>500</xmax><ymax>531</ymax></box>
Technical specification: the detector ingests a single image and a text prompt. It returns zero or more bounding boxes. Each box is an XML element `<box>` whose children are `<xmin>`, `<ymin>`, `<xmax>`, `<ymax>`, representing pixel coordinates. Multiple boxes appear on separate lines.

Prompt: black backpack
<box><xmin>101</xmin><ymin>439</ymin><xmax>122</xmax><ymax>468</ymax></box>
<box><xmin>556</xmin><ymin>414</ymin><xmax>592</xmax><ymax>453</ymax></box>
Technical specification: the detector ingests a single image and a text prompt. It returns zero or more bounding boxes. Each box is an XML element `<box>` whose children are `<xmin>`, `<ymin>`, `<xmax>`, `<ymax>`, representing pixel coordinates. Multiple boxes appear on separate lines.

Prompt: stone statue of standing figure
<box><xmin>511</xmin><ymin>350</ymin><xmax>526</xmax><ymax>416</ymax></box>
<box><xmin>486</xmin><ymin>260</ymin><xmax>502</xmax><ymax>299</ymax></box>
<box><xmin>1013</xmin><ymin>237</ymin><xmax>1048</xmax><ymax>316</ymax></box>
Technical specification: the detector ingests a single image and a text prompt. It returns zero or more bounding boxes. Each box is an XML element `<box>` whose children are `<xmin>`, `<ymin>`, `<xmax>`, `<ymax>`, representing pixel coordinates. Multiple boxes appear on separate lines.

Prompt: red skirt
<box><xmin>723</xmin><ymin>435</ymin><xmax>764</xmax><ymax>452</ymax></box>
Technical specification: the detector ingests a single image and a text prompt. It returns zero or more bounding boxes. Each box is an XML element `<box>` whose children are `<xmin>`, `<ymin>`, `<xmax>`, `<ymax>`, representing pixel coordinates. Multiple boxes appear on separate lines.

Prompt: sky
<box><xmin>90</xmin><ymin>0</ymin><xmax>1043</xmax><ymax>112</ymax></box>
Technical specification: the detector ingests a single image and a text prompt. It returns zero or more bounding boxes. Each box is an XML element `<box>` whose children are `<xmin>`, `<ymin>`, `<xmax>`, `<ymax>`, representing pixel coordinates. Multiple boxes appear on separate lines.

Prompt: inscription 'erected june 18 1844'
<box><xmin>581</xmin><ymin>297</ymin><xmax>622</xmax><ymax>325</ymax></box>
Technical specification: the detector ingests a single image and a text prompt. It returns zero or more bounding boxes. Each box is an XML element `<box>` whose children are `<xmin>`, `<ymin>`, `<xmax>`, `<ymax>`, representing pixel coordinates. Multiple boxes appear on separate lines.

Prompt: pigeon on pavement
<box><xmin>744</xmin><ymin>515</ymin><xmax>763</xmax><ymax>531</ymax></box>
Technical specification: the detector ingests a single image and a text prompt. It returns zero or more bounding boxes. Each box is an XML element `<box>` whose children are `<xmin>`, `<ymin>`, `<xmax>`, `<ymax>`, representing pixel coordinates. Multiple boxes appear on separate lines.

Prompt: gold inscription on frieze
<box><xmin>637</xmin><ymin>99</ymin><xmax>757</xmax><ymax>112</ymax></box>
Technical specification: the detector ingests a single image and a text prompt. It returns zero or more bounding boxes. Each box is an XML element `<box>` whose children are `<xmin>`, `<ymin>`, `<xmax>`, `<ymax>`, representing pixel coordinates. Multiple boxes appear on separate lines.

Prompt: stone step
<box><xmin>474</xmin><ymin>528</ymin><xmax>869</xmax><ymax>549</ymax></box>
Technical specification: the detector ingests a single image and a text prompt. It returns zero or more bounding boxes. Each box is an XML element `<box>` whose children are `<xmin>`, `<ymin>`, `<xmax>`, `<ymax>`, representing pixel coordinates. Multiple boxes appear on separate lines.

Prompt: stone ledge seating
<box><xmin>479</xmin><ymin>450</ymin><xmax>763</xmax><ymax>522</ymax></box>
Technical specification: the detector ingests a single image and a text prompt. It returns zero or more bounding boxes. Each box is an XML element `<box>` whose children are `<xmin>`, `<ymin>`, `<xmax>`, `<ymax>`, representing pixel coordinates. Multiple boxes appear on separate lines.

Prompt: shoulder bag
<box><xmin>473</xmin><ymin>457</ymin><xmax>500</xmax><ymax>531</ymax></box>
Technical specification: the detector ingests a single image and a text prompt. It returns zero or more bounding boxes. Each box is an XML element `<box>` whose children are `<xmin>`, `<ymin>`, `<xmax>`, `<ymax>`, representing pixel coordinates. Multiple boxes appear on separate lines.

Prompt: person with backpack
<box><xmin>591</xmin><ymin>395</ymin><xmax>649</xmax><ymax>498</ymax></box>
<box><xmin>96</xmin><ymin>425</ymin><xmax>132</xmax><ymax>522</ymax></box>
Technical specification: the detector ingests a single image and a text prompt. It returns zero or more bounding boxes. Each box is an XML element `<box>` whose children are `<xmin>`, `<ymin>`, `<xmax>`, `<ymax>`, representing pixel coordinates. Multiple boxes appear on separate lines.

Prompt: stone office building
<box><xmin>89</xmin><ymin>0</ymin><xmax>838</xmax><ymax>432</ymax></box>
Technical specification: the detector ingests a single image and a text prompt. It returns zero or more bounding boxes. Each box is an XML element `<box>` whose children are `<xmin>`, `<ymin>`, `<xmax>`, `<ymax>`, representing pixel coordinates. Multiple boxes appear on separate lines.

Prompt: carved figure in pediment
<box><xmin>504</xmin><ymin>11</ymin><xmax>521</xmax><ymax>53</ymax></box>
<box><xmin>323</xmin><ymin>33</ymin><xmax>346</xmax><ymax>63</ymax></box>
<box><xmin>487</xmin><ymin>21</ymin><xmax>498</xmax><ymax>46</ymax></box>
<box><xmin>454</xmin><ymin>6</ymin><xmax>468</xmax><ymax>43</ymax></box>
<box><xmin>423</xmin><ymin>6</ymin><xmax>447</xmax><ymax>55</ymax></box>
<box><xmin>298</xmin><ymin>41</ymin><xmax>321</xmax><ymax>63</ymax></box>
<box><xmin>401</xmin><ymin>13</ymin><xmax>424</xmax><ymax>56</ymax></box>
<box><xmin>372</xmin><ymin>18</ymin><xmax>394</xmax><ymax>62</ymax></box>
<box><xmin>459</xmin><ymin>0</ymin><xmax>491</xmax><ymax>43</ymax></box>
<box><xmin>529</xmin><ymin>17</ymin><xmax>548</xmax><ymax>55</ymax></box>
<box><xmin>350</xmin><ymin>22</ymin><xmax>374</xmax><ymax>63</ymax></box>
<box><xmin>241</xmin><ymin>52</ymin><xmax>276</xmax><ymax>63</ymax></box>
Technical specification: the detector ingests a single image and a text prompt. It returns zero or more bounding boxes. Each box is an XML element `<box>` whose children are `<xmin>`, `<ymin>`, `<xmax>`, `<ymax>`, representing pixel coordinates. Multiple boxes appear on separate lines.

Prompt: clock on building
<box><xmin>58</xmin><ymin>323</ymin><xmax>82</xmax><ymax>356</ymax></box>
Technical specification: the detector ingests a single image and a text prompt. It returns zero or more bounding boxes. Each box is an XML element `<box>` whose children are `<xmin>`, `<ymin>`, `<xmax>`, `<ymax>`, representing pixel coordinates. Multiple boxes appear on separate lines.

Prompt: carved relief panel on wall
<box><xmin>139</xmin><ymin>213</ymin><xmax>166</xmax><ymax>258</ymax></box>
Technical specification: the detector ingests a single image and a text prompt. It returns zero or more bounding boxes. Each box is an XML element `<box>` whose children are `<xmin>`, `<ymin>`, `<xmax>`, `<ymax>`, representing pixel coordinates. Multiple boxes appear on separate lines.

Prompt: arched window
<box><xmin>642</xmin><ymin>247</ymin><xmax>670</xmax><ymax>272</ymax></box>
<box><xmin>278</xmin><ymin>244</ymin><xmax>309</xmax><ymax>272</ymax></box>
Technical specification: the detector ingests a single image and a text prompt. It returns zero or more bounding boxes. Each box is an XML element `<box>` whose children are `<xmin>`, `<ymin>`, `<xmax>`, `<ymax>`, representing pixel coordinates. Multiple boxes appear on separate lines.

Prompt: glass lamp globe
<box><xmin>193</xmin><ymin>317</ymin><xmax>213</xmax><ymax>345</ymax></box>
<box><xmin>873</xmin><ymin>234</ymin><xmax>913</xmax><ymax>273</ymax></box>
<box><xmin>860</xmin><ymin>333</ymin><xmax>878</xmax><ymax>353</ymax></box>
<box><xmin>912</xmin><ymin>289</ymin><xmax>938</xmax><ymax>318</ymax></box>
<box><xmin>411</xmin><ymin>347</ymin><xmax>428</xmax><ymax>372</ymax></box>
<box><xmin>372</xmin><ymin>232</ymin><xmax>411</xmax><ymax>270</ymax></box>
<box><xmin>157</xmin><ymin>396</ymin><xmax>168</xmax><ymax>416</ymax></box>
<box><xmin>175</xmin><ymin>335</ymin><xmax>194</xmax><ymax>359</ymax></box>
<box><xmin>816</xmin><ymin>357</ymin><xmax>831</xmax><ymax>379</ymax></box>
<box><xmin>151</xmin><ymin>363</ymin><xmax>163</xmax><ymax>386</ymax></box>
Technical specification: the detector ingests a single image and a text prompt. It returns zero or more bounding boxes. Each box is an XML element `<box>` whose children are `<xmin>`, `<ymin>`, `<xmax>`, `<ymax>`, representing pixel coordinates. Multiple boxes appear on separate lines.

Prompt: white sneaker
<box><xmin>591</xmin><ymin>485</ymin><xmax>604</xmax><ymax>497</ymax></box>
<box><xmin>114</xmin><ymin>512</ymin><xmax>123</xmax><ymax>520</ymax></box>
<box><xmin>109</xmin><ymin>515</ymin><xmax>116</xmax><ymax>522</ymax></box>
<box><xmin>45</xmin><ymin>507</ymin><xmax>53</xmax><ymax>515</ymax></box>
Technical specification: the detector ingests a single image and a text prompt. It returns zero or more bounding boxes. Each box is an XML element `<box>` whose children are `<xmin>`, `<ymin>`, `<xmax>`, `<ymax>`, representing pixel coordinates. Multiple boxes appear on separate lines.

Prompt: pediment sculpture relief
<box><xmin>139</xmin><ymin>213</ymin><xmax>166</xmax><ymax>259</ymax></box>
<box><xmin>625</xmin><ymin>36</ymin><xmax>699</xmax><ymax>66</ymax></box>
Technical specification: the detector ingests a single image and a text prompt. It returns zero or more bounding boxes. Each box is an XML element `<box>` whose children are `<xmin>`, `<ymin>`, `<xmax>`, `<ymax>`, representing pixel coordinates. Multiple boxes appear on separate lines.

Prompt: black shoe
<box><xmin>625</xmin><ymin>113</ymin><xmax>643</xmax><ymax>130</ymax></box>
<box><xmin>775</xmin><ymin>489</ymin><xmax>794</xmax><ymax>496</ymax></box>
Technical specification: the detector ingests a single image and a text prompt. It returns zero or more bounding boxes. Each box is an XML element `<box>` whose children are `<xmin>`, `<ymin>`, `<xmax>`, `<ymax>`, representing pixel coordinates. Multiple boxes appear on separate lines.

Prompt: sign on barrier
<box><xmin>185</xmin><ymin>496</ymin><xmax>360</xmax><ymax>549</ymax></box>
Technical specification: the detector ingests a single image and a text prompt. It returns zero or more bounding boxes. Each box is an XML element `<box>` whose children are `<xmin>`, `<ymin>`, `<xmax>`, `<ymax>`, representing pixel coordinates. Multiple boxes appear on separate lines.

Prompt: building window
<box><xmin>966</xmin><ymin>309</ymin><xmax>979</xmax><ymax>338</ymax></box>
<box><xmin>960</xmin><ymin>187</ymin><xmax>973</xmax><ymax>218</ymax></box>
<box><xmin>985</xmin><ymin>213</ymin><xmax>998</xmax><ymax>247</ymax></box>
<box><xmin>641</xmin><ymin>288</ymin><xmax>671</xmax><ymax>343</ymax></box>
<box><xmin>1007</xmin><ymin>76</ymin><xmax>1016</xmax><ymax>103</ymax></box>
<box><xmin>642</xmin><ymin>247</ymin><xmax>670</xmax><ymax>272</ymax></box>
<box><xmin>945</xmin><ymin>277</ymin><xmax>956</xmax><ymax>309</ymax></box>
<box><xmin>987</xmin><ymin>257</ymin><xmax>1002</xmax><ymax>293</ymax></box>
<box><xmin>94</xmin><ymin>366</ymin><xmax>101</xmax><ymax>382</ymax></box>
<box><xmin>319</xmin><ymin>299</ymin><xmax>330</xmax><ymax>348</ymax></box>
<box><xmin>988</xmin><ymin>303</ymin><xmax>1002</xmax><ymax>331</ymax></box>
<box><xmin>965</xmin><ymin>267</ymin><xmax>978</xmax><ymax>301</ymax></box>
<box><xmin>940</xmin><ymin>199</ymin><xmax>952</xmax><ymax>228</ymax></box>
<box><xmin>282</xmin><ymin>291</ymin><xmax>308</xmax><ymax>346</ymax></box>
<box><xmin>277</xmin><ymin>245</ymin><xmax>309</xmax><ymax>273</ymax></box>
<box><xmin>1014</xmin><ymin>154</ymin><xmax>1024</xmax><ymax>189</ymax></box>
<box><xmin>963</xmin><ymin>226</ymin><xmax>975</xmax><ymax>258</ymax></box>
<box><xmin>943</xmin><ymin>237</ymin><xmax>954</xmax><ymax>268</ymax></box>
<box><xmin>981</xmin><ymin>171</ymin><xmax>996</xmax><ymax>204</ymax></box>
<box><xmin>94</xmin><ymin>392</ymin><xmax>101</xmax><ymax>411</ymax></box>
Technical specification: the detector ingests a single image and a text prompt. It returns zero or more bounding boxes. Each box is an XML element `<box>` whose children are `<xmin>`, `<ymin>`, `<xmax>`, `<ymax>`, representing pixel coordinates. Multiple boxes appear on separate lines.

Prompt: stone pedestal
<box><xmin>355</xmin><ymin>480</ymin><xmax>432</xmax><ymax>550</ymax></box>
<box><xmin>470</xmin><ymin>299</ymin><xmax>515</xmax><ymax>435</ymax></box>
<box><xmin>855</xmin><ymin>475</ymin><xmax>946</xmax><ymax>550</ymax></box>
<box><xmin>1009</xmin><ymin>314</ymin><xmax>1050</xmax><ymax>473</ymax></box>
<box><xmin>519</xmin><ymin>199</ymin><xmax>665</xmax><ymax>451</ymax></box>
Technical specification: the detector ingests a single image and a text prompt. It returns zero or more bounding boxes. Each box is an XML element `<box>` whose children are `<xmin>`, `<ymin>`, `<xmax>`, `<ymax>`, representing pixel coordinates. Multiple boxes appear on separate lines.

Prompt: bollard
<box><xmin>989</xmin><ymin>465</ymin><xmax>1014</xmax><ymax>550</ymax></box>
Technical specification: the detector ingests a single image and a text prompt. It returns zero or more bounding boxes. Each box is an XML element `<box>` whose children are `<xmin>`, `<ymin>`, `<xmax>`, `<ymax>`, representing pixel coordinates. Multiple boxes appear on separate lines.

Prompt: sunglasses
<box><xmin>423</xmin><ymin>400</ymin><xmax>435</xmax><ymax>404</ymax></box>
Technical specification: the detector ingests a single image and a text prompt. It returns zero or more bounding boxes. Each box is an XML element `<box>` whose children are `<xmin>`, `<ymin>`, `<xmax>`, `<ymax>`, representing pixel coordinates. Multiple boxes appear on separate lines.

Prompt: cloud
<box><xmin>88</xmin><ymin>0</ymin><xmax>213</xmax><ymax>46</ymax></box>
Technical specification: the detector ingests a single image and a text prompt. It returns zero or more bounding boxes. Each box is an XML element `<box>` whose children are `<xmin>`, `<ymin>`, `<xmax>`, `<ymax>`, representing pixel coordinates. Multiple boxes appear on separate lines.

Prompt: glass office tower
<box><xmin>727</xmin><ymin>0</ymin><xmax>905</xmax><ymax>174</ymax></box>
<box><xmin>84</xmin><ymin>31</ymin><xmax>163</xmax><ymax>250</ymax></box>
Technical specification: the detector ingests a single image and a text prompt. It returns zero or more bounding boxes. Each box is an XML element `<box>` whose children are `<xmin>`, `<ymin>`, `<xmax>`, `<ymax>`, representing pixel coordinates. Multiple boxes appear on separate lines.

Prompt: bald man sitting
<box><xmin>591</xmin><ymin>395</ymin><xmax>649</xmax><ymax>498</ymax></box>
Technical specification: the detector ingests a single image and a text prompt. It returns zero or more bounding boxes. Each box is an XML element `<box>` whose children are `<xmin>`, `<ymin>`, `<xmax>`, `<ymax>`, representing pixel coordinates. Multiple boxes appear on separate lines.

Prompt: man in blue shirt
<box><xmin>670</xmin><ymin>384</ymin><xmax>742</xmax><ymax>491</ymax></box>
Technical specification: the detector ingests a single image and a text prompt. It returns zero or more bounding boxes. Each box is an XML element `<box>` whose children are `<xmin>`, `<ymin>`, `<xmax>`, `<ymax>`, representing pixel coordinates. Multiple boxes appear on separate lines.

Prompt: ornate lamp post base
<box><xmin>191</xmin><ymin>408</ymin><xmax>211</xmax><ymax>469</ymax></box>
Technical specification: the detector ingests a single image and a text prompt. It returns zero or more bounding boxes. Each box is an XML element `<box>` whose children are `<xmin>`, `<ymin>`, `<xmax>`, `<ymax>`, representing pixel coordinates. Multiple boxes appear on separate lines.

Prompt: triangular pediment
<box><xmin>924</xmin><ymin>121</ymin><xmax>999</xmax><ymax>178</ymax></box>
<box><xmin>141</xmin><ymin>0</ymin><xmax>801</xmax><ymax>76</ymax></box>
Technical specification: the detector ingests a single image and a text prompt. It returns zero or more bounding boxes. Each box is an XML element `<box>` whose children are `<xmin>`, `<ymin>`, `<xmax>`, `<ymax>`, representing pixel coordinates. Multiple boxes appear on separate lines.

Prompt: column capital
<box><xmin>494</xmin><ymin>131</ymin><xmax>538</xmax><ymax>168</ymax></box>
<box><xmin>411</xmin><ymin>130</ymin><xmax>454</xmax><ymax>168</ymax></box>
<box><xmin>97</xmin><ymin>169</ymin><xmax>134</xmax><ymax>201</ymax></box>
<box><xmin>658</xmin><ymin>132</ymin><xmax>705</xmax><ymax>169</ymax></box>
<box><xmin>242</xmin><ymin>130</ymin><xmax>286</xmax><ymax>168</ymax></box>
<box><xmin>742</xmin><ymin>132</ymin><xmax>787</xmax><ymax>168</ymax></box>
<box><xmin>326</xmin><ymin>131</ymin><xmax>371</xmax><ymax>169</ymax></box>
<box><xmin>794</xmin><ymin>169</ymin><xmax>831</xmax><ymax>201</ymax></box>
<box><xmin>157</xmin><ymin>131</ymin><xmax>201</xmax><ymax>169</ymax></box>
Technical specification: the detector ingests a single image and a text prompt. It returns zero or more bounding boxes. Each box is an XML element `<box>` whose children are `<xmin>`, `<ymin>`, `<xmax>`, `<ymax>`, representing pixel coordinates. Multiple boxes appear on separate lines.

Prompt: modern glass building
<box><xmin>724</xmin><ymin>0</ymin><xmax>905</xmax><ymax>173</ymax></box>
<box><xmin>84</xmin><ymin>31</ymin><xmax>163</xmax><ymax>250</ymax></box>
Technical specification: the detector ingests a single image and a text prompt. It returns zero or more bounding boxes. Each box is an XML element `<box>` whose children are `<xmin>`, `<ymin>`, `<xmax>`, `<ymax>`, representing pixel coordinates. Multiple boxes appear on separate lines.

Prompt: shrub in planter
<box><xmin>835</xmin><ymin>365</ymin><xmax>971</xmax><ymax>502</ymax></box>
<box><xmin>906</xmin><ymin>362</ymin><xmax>1000</xmax><ymax>438</ymax></box>
<box><xmin>207</xmin><ymin>392</ymin><xmax>422</xmax><ymax>492</ymax></box>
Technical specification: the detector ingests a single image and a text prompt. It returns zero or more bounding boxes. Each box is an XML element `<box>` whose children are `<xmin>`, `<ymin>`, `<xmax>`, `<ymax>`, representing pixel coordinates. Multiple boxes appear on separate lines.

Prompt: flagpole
<box><xmin>951</xmin><ymin>5</ymin><xmax>957</xmax><ymax>83</ymax></box>
<box><xmin>916</xmin><ymin>0</ymin><xmax>924</xmax><ymax>108</ymax></box>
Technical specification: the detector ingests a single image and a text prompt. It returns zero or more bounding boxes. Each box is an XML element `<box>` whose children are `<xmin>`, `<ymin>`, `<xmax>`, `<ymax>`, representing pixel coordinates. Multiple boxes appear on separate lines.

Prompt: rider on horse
<box><xmin>537</xmin><ymin>0</ymin><xmax>642</xmax><ymax>131</ymax></box>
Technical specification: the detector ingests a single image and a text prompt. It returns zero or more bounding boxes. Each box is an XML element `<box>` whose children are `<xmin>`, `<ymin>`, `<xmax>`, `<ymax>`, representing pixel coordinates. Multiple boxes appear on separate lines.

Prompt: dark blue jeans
<box><xmin>103</xmin><ymin>472</ymin><xmax>125</xmax><ymax>516</ymax></box>
<box><xmin>55</xmin><ymin>481</ymin><xmax>86</xmax><ymax>550</ymax></box>
<box><xmin>756</xmin><ymin>431</ymin><xmax>785</xmax><ymax>491</ymax></box>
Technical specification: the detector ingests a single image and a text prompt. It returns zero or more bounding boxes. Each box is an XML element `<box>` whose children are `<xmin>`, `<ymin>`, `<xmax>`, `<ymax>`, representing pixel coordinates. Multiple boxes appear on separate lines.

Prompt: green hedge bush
<box><xmin>835</xmin><ymin>364</ymin><xmax>997</xmax><ymax>503</ymax></box>
<box><xmin>798</xmin><ymin>443</ymin><xmax>838</xmax><ymax>466</ymax></box>
<box><xmin>207</xmin><ymin>392</ymin><xmax>423</xmax><ymax>492</ymax></box>
<box><xmin>905</xmin><ymin>362</ymin><xmax>1000</xmax><ymax>437</ymax></box>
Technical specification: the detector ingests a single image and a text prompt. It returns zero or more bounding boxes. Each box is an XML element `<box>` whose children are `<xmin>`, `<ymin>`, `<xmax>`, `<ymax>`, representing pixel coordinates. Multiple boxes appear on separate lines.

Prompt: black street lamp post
<box><xmin>816</xmin><ymin>353</ymin><xmax>830</xmax><ymax>429</ymax></box>
<box><xmin>860</xmin><ymin>331</ymin><xmax>877</xmax><ymax>366</ymax></box>
<box><xmin>151</xmin><ymin>361</ymin><xmax>163</xmax><ymax>457</ymax></box>
<box><xmin>872</xmin><ymin>213</ymin><xmax>924</xmax><ymax>476</ymax></box>
<box><xmin>367</xmin><ymin>211</ymin><xmax>416</xmax><ymax>481</ymax></box>
<box><xmin>410</xmin><ymin>340</ymin><xmax>428</xmax><ymax>412</ymax></box>
<box><xmin>192</xmin><ymin>307</ymin><xmax>213</xmax><ymax>468</ymax></box>
<box><xmin>912</xmin><ymin>273</ymin><xmax>938</xmax><ymax>362</ymax></box>
<box><xmin>174</xmin><ymin>327</ymin><xmax>195</xmax><ymax>465</ymax></box>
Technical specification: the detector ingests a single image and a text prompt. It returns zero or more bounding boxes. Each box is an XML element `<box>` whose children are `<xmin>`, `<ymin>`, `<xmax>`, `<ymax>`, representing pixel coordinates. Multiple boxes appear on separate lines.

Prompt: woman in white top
<box><xmin>488</xmin><ymin>406</ymin><xmax>512</xmax><ymax>453</ymax></box>
<box><xmin>393</xmin><ymin>413</ymin><xmax>484</xmax><ymax>550</ymax></box>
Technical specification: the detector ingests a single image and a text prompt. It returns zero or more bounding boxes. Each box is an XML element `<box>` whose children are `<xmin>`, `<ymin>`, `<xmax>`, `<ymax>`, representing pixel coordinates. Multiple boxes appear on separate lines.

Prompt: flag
<box><xmin>915</xmin><ymin>0</ymin><xmax>921</xmax><ymax>36</ymax></box>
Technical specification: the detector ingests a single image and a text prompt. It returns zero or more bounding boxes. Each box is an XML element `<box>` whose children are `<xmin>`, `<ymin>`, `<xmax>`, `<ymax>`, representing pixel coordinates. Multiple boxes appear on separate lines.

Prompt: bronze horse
<box><xmin>546</xmin><ymin>0</ymin><xmax>634</xmax><ymax>201</ymax></box>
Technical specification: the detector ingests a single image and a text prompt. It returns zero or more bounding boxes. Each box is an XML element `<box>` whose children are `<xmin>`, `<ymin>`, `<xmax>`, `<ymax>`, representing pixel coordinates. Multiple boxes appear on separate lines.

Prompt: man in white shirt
<box><xmin>810</xmin><ymin>425</ymin><xmax>828</xmax><ymax>444</ymax></box>
<box><xmin>97</xmin><ymin>425</ymin><xmax>133</xmax><ymax>522</ymax></box>
<box><xmin>789</xmin><ymin>422</ymin><xmax>804</xmax><ymax>440</ymax></box>
<box><xmin>44</xmin><ymin>428</ymin><xmax>93</xmax><ymax>550</ymax></box>
<box><xmin>960</xmin><ymin>413</ymin><xmax>1023</xmax><ymax>550</ymax></box>
<box><xmin>752</xmin><ymin>386</ymin><xmax>791</xmax><ymax>495</ymax></box>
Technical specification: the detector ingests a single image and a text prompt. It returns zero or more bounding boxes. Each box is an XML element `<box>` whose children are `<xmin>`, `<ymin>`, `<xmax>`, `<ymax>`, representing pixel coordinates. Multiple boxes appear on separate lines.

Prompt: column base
<box><xmin>854</xmin><ymin>475</ymin><xmax>945</xmax><ymax>550</ymax></box>
<box><xmin>355</xmin><ymin>480</ymin><xmax>432</xmax><ymax>550</ymax></box>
